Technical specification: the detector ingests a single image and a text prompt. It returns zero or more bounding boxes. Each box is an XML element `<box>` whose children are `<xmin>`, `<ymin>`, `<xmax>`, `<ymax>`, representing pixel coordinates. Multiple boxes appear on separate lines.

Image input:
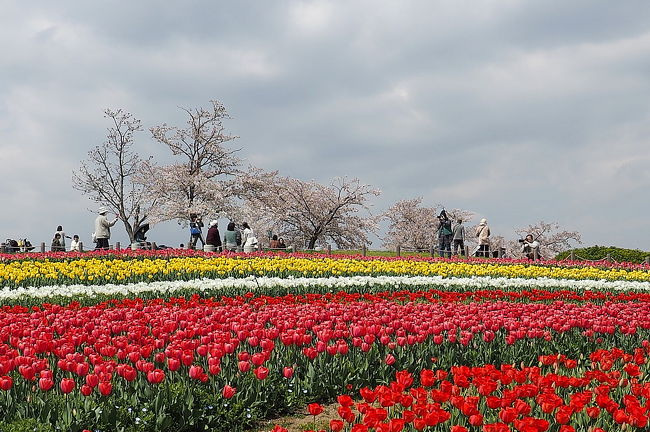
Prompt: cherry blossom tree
<box><xmin>382</xmin><ymin>198</ymin><xmax>475</xmax><ymax>251</ymax></box>
<box><xmin>73</xmin><ymin>109</ymin><xmax>154</xmax><ymax>243</ymax></box>
<box><xmin>382</xmin><ymin>198</ymin><xmax>439</xmax><ymax>250</ymax></box>
<box><xmin>142</xmin><ymin>100</ymin><xmax>241</xmax><ymax>222</ymax></box>
<box><xmin>241</xmin><ymin>174</ymin><xmax>380</xmax><ymax>249</ymax></box>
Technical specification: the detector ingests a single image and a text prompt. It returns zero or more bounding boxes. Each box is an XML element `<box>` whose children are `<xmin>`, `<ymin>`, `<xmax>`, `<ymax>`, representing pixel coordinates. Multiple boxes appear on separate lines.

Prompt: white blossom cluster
<box><xmin>2</xmin><ymin>275</ymin><xmax>649</xmax><ymax>302</ymax></box>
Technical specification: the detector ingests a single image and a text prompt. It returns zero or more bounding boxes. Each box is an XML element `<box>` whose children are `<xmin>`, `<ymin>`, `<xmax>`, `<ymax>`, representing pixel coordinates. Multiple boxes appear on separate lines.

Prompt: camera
<box><xmin>518</xmin><ymin>239</ymin><xmax>525</xmax><ymax>243</ymax></box>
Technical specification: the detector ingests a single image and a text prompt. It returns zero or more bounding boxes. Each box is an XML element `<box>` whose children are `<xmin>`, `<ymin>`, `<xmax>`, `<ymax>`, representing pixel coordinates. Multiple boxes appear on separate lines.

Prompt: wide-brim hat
<box><xmin>209</xmin><ymin>220</ymin><xmax>218</xmax><ymax>228</ymax></box>
<box><xmin>98</xmin><ymin>206</ymin><xmax>109</xmax><ymax>214</ymax></box>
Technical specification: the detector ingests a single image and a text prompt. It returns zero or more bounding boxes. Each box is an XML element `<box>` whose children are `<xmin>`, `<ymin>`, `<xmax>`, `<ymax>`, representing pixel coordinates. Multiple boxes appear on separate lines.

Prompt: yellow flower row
<box><xmin>0</xmin><ymin>256</ymin><xmax>649</xmax><ymax>287</ymax></box>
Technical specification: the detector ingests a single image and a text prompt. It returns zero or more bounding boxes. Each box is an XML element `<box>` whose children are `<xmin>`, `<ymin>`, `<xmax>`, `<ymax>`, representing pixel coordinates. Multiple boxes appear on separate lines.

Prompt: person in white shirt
<box><xmin>69</xmin><ymin>235</ymin><xmax>81</xmax><ymax>252</ymax></box>
<box><xmin>241</xmin><ymin>222</ymin><xmax>258</xmax><ymax>253</ymax></box>
<box><xmin>94</xmin><ymin>207</ymin><xmax>118</xmax><ymax>250</ymax></box>
<box><xmin>521</xmin><ymin>234</ymin><xmax>541</xmax><ymax>260</ymax></box>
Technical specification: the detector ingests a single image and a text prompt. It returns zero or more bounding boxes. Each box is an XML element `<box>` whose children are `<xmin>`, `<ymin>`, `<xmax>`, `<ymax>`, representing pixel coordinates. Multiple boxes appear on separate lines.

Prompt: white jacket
<box><xmin>242</xmin><ymin>228</ymin><xmax>258</xmax><ymax>246</ymax></box>
<box><xmin>69</xmin><ymin>239</ymin><xmax>80</xmax><ymax>252</ymax></box>
<box><xmin>94</xmin><ymin>215</ymin><xmax>118</xmax><ymax>239</ymax></box>
<box><xmin>476</xmin><ymin>223</ymin><xmax>490</xmax><ymax>245</ymax></box>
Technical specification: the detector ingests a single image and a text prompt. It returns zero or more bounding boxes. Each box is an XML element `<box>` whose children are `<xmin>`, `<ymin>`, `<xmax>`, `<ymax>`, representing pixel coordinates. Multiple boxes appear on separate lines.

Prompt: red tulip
<box><xmin>85</xmin><ymin>373</ymin><xmax>99</xmax><ymax>388</ymax></box>
<box><xmin>121</xmin><ymin>365</ymin><xmax>137</xmax><ymax>382</ymax></box>
<box><xmin>0</xmin><ymin>376</ymin><xmax>13</xmax><ymax>391</ymax></box>
<box><xmin>189</xmin><ymin>365</ymin><xmax>205</xmax><ymax>380</ymax></box>
<box><xmin>147</xmin><ymin>369</ymin><xmax>165</xmax><ymax>384</ymax></box>
<box><xmin>222</xmin><ymin>384</ymin><xmax>236</xmax><ymax>399</ymax></box>
<box><xmin>253</xmin><ymin>366</ymin><xmax>269</xmax><ymax>380</ymax></box>
<box><xmin>98</xmin><ymin>381</ymin><xmax>112</xmax><ymax>396</ymax></box>
<box><xmin>307</xmin><ymin>403</ymin><xmax>324</xmax><ymax>416</ymax></box>
<box><xmin>167</xmin><ymin>358</ymin><xmax>181</xmax><ymax>372</ymax></box>
<box><xmin>238</xmin><ymin>361</ymin><xmax>251</xmax><ymax>373</ymax></box>
<box><xmin>38</xmin><ymin>377</ymin><xmax>54</xmax><ymax>391</ymax></box>
<box><xmin>251</xmin><ymin>352</ymin><xmax>265</xmax><ymax>366</ymax></box>
<box><xmin>80</xmin><ymin>384</ymin><xmax>93</xmax><ymax>396</ymax></box>
<box><xmin>59</xmin><ymin>378</ymin><xmax>75</xmax><ymax>394</ymax></box>
<box><xmin>330</xmin><ymin>419</ymin><xmax>344</xmax><ymax>432</ymax></box>
<box><xmin>337</xmin><ymin>395</ymin><xmax>354</xmax><ymax>407</ymax></box>
<box><xmin>282</xmin><ymin>366</ymin><xmax>294</xmax><ymax>378</ymax></box>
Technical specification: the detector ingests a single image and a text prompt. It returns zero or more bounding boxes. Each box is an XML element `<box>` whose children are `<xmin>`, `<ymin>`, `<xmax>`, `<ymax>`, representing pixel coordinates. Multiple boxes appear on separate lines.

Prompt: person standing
<box><xmin>223</xmin><ymin>221</ymin><xmax>239</xmax><ymax>252</ymax></box>
<box><xmin>436</xmin><ymin>210</ymin><xmax>452</xmax><ymax>258</ymax></box>
<box><xmin>475</xmin><ymin>218</ymin><xmax>491</xmax><ymax>257</ymax></box>
<box><xmin>94</xmin><ymin>207</ymin><xmax>118</xmax><ymax>250</ymax></box>
<box><xmin>241</xmin><ymin>222</ymin><xmax>258</xmax><ymax>253</ymax></box>
<box><xmin>269</xmin><ymin>235</ymin><xmax>280</xmax><ymax>248</ymax></box>
<box><xmin>188</xmin><ymin>213</ymin><xmax>205</xmax><ymax>250</ymax></box>
<box><xmin>54</xmin><ymin>225</ymin><xmax>72</xmax><ymax>250</ymax></box>
<box><xmin>205</xmin><ymin>220</ymin><xmax>222</xmax><ymax>252</ymax></box>
<box><xmin>452</xmin><ymin>219</ymin><xmax>465</xmax><ymax>256</ymax></box>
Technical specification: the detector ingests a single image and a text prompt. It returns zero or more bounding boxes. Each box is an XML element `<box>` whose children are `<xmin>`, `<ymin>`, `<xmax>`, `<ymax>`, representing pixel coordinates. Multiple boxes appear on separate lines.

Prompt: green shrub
<box><xmin>556</xmin><ymin>246</ymin><xmax>650</xmax><ymax>263</ymax></box>
<box><xmin>0</xmin><ymin>419</ymin><xmax>54</xmax><ymax>432</ymax></box>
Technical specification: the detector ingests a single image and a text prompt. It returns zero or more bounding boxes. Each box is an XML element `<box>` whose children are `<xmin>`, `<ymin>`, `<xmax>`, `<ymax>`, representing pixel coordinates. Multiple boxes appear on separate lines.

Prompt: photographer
<box><xmin>188</xmin><ymin>213</ymin><xmax>205</xmax><ymax>250</ymax></box>
<box><xmin>520</xmin><ymin>234</ymin><xmax>540</xmax><ymax>260</ymax></box>
<box><xmin>436</xmin><ymin>210</ymin><xmax>452</xmax><ymax>258</ymax></box>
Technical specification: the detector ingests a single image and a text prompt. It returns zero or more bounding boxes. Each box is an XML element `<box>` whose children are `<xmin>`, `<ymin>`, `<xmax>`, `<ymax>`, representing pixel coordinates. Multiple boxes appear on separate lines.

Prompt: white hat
<box><xmin>209</xmin><ymin>220</ymin><xmax>218</xmax><ymax>228</ymax></box>
<box><xmin>98</xmin><ymin>206</ymin><xmax>109</xmax><ymax>214</ymax></box>
<box><xmin>480</xmin><ymin>218</ymin><xmax>487</xmax><ymax>224</ymax></box>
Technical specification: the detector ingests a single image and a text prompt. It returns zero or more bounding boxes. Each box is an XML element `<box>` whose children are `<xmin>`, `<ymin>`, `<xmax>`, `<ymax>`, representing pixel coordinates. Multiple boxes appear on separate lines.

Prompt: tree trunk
<box><xmin>307</xmin><ymin>235</ymin><xmax>318</xmax><ymax>250</ymax></box>
<box><xmin>122</xmin><ymin>220</ymin><xmax>135</xmax><ymax>243</ymax></box>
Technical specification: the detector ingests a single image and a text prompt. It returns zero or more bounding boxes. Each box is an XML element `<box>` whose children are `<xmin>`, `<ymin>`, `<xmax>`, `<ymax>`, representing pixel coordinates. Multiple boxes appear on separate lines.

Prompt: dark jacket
<box><xmin>206</xmin><ymin>226</ymin><xmax>222</xmax><ymax>247</ymax></box>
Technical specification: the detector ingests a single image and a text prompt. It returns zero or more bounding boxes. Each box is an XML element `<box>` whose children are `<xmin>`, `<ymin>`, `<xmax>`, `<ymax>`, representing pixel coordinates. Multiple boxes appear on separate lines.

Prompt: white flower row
<box><xmin>1</xmin><ymin>275</ymin><xmax>649</xmax><ymax>302</ymax></box>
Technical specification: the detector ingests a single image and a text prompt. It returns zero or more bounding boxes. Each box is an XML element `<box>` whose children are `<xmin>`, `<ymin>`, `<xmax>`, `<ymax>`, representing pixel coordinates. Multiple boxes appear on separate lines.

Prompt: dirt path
<box><xmin>251</xmin><ymin>402</ymin><xmax>339</xmax><ymax>432</ymax></box>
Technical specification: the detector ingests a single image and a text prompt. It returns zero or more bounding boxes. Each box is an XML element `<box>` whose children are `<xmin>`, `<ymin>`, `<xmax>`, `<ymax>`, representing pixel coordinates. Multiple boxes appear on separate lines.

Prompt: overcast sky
<box><xmin>1</xmin><ymin>1</ymin><xmax>650</xmax><ymax>251</ymax></box>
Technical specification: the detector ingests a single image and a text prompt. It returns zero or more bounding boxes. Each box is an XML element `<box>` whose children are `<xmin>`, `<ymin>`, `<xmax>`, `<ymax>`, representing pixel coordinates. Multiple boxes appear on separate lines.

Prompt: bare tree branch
<box><xmin>73</xmin><ymin>109</ymin><xmax>156</xmax><ymax>242</ymax></box>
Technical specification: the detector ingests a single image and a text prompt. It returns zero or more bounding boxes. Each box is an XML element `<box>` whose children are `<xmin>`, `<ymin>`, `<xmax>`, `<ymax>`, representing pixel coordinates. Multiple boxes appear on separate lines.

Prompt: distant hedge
<box><xmin>556</xmin><ymin>246</ymin><xmax>650</xmax><ymax>263</ymax></box>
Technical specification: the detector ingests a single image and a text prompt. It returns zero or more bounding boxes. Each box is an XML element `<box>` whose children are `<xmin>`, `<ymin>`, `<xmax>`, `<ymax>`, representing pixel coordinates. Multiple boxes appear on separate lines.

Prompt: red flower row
<box><xmin>0</xmin><ymin>293</ymin><xmax>649</xmax><ymax>397</ymax></box>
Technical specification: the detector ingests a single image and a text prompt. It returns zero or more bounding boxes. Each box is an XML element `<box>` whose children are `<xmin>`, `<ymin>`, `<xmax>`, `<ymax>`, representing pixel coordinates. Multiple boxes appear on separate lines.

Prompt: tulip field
<box><xmin>0</xmin><ymin>251</ymin><xmax>650</xmax><ymax>431</ymax></box>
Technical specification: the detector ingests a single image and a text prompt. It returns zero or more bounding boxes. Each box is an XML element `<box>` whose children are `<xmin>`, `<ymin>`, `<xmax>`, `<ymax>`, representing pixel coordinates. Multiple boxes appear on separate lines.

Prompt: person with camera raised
<box><xmin>520</xmin><ymin>234</ymin><xmax>540</xmax><ymax>260</ymax></box>
<box><xmin>436</xmin><ymin>210</ymin><xmax>453</xmax><ymax>258</ymax></box>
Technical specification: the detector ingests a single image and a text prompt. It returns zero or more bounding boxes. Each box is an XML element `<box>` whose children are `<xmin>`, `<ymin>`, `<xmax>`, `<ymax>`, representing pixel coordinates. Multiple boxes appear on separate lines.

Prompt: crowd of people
<box><xmin>184</xmin><ymin>214</ymin><xmax>286</xmax><ymax>252</ymax></box>
<box><xmin>435</xmin><ymin>210</ymin><xmax>540</xmax><ymax>260</ymax></box>
<box><xmin>2</xmin><ymin>207</ymin><xmax>541</xmax><ymax>260</ymax></box>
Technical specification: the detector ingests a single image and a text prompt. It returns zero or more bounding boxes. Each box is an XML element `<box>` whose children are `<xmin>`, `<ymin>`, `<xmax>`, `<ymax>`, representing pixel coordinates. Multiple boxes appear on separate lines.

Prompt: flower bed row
<box><xmin>2</xmin><ymin>255</ymin><xmax>650</xmax><ymax>288</ymax></box>
<box><xmin>2</xmin><ymin>248</ymin><xmax>649</xmax><ymax>270</ymax></box>
<box><xmin>3</xmin><ymin>274</ymin><xmax>650</xmax><ymax>307</ymax></box>
<box><xmin>1</xmin><ymin>292</ymin><xmax>649</xmax><ymax>430</ymax></box>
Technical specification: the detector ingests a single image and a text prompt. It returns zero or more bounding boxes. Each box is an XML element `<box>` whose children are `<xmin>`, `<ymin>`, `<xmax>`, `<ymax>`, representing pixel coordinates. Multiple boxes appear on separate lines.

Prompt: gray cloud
<box><xmin>1</xmin><ymin>1</ymin><xmax>650</xmax><ymax>251</ymax></box>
